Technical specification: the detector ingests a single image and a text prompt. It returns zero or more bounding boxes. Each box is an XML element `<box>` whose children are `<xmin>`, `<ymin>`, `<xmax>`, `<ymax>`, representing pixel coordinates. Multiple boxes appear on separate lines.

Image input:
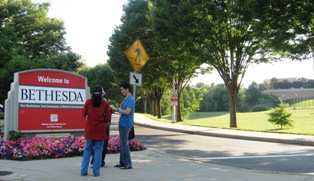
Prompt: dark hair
<box><xmin>120</xmin><ymin>82</ymin><xmax>131</xmax><ymax>91</ymax></box>
<box><xmin>92</xmin><ymin>86</ymin><xmax>103</xmax><ymax>107</ymax></box>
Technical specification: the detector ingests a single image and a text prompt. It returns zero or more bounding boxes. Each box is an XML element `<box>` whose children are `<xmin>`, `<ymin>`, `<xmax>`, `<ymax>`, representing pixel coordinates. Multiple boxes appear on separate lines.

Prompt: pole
<box><xmin>172</xmin><ymin>105</ymin><xmax>176</xmax><ymax>123</ymax></box>
<box><xmin>132</xmin><ymin>72</ymin><xmax>137</xmax><ymax>128</ymax></box>
<box><xmin>133</xmin><ymin>84</ymin><xmax>136</xmax><ymax>102</ymax></box>
<box><xmin>312</xmin><ymin>51</ymin><xmax>314</xmax><ymax>79</ymax></box>
<box><xmin>172</xmin><ymin>76</ymin><xmax>176</xmax><ymax>123</ymax></box>
<box><xmin>133</xmin><ymin>71</ymin><xmax>137</xmax><ymax>110</ymax></box>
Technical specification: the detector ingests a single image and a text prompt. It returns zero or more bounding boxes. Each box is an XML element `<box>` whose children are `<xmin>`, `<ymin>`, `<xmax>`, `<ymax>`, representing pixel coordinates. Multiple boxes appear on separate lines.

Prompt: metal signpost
<box><xmin>171</xmin><ymin>76</ymin><xmax>178</xmax><ymax>123</ymax></box>
<box><xmin>170</xmin><ymin>90</ymin><xmax>177</xmax><ymax>123</ymax></box>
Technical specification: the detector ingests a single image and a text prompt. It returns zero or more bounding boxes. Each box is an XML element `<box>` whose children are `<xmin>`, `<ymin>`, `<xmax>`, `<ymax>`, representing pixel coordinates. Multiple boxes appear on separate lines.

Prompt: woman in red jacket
<box><xmin>80</xmin><ymin>86</ymin><xmax>111</xmax><ymax>177</ymax></box>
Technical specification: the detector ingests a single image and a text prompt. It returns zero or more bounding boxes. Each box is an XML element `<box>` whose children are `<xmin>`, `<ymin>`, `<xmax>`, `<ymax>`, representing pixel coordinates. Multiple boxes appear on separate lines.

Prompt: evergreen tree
<box><xmin>267</xmin><ymin>99</ymin><xmax>293</xmax><ymax>129</ymax></box>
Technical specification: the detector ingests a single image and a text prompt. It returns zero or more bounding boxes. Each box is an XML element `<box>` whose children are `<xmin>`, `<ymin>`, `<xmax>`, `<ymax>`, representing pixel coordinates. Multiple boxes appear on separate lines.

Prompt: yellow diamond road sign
<box><xmin>125</xmin><ymin>39</ymin><xmax>150</xmax><ymax>72</ymax></box>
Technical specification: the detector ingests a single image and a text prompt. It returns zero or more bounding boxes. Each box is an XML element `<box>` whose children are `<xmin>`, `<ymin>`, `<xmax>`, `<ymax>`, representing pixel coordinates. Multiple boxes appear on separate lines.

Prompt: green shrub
<box><xmin>267</xmin><ymin>99</ymin><xmax>293</xmax><ymax>129</ymax></box>
<box><xmin>9</xmin><ymin>130</ymin><xmax>22</xmax><ymax>141</ymax></box>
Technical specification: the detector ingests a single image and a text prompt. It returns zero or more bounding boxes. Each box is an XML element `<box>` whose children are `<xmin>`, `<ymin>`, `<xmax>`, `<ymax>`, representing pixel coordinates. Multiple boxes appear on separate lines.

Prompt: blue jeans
<box><xmin>119</xmin><ymin>126</ymin><xmax>132</xmax><ymax>167</ymax></box>
<box><xmin>81</xmin><ymin>139</ymin><xmax>104</xmax><ymax>176</ymax></box>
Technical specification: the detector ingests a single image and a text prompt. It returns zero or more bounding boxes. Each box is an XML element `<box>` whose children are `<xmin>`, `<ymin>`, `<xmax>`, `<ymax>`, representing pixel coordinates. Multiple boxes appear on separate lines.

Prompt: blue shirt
<box><xmin>119</xmin><ymin>94</ymin><xmax>135</xmax><ymax>128</ymax></box>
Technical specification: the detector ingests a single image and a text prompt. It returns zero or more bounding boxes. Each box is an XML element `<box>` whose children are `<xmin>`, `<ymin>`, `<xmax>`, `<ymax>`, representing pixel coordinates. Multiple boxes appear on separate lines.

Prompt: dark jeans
<box><xmin>119</xmin><ymin>125</ymin><xmax>132</xmax><ymax>167</ymax></box>
<box><xmin>91</xmin><ymin>139</ymin><xmax>108</xmax><ymax>166</ymax></box>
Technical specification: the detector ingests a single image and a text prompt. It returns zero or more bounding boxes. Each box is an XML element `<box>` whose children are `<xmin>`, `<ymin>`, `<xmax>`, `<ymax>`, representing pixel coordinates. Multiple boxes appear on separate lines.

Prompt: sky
<box><xmin>46</xmin><ymin>0</ymin><xmax>314</xmax><ymax>88</ymax></box>
<box><xmin>47</xmin><ymin>0</ymin><xmax>127</xmax><ymax>67</ymax></box>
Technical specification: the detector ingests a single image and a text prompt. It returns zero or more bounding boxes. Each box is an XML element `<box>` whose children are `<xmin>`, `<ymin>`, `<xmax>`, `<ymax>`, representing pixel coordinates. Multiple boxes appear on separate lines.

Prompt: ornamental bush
<box><xmin>267</xmin><ymin>99</ymin><xmax>293</xmax><ymax>129</ymax></box>
<box><xmin>0</xmin><ymin>135</ymin><xmax>146</xmax><ymax>161</ymax></box>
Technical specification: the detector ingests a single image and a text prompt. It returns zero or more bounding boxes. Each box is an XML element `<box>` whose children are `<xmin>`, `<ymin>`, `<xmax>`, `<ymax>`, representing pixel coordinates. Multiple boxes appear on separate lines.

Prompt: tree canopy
<box><xmin>0</xmin><ymin>0</ymin><xmax>82</xmax><ymax>104</ymax></box>
<box><xmin>151</xmin><ymin>0</ymin><xmax>314</xmax><ymax>127</ymax></box>
<box><xmin>106</xmin><ymin>0</ymin><xmax>314</xmax><ymax>126</ymax></box>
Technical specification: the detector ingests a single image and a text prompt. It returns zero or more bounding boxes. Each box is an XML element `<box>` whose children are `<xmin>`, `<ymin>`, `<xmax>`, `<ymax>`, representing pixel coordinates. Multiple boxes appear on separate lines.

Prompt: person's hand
<box><xmin>109</xmin><ymin>105</ymin><xmax>116</xmax><ymax>110</ymax></box>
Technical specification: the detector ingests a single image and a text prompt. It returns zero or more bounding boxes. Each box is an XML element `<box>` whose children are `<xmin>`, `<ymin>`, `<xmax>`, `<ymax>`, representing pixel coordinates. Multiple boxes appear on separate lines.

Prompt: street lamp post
<box><xmin>294</xmin><ymin>93</ymin><xmax>298</xmax><ymax>109</ymax></box>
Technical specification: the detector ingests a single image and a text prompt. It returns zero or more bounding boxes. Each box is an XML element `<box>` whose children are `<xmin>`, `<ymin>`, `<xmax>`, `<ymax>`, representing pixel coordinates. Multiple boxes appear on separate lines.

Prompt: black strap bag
<box><xmin>128</xmin><ymin>125</ymin><xmax>135</xmax><ymax>140</ymax></box>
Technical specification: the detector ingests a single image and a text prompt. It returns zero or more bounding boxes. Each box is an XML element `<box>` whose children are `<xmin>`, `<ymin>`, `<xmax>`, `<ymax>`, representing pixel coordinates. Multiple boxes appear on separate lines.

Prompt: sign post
<box><xmin>125</xmin><ymin>39</ymin><xmax>150</xmax><ymax>102</ymax></box>
<box><xmin>171</xmin><ymin>76</ymin><xmax>178</xmax><ymax>123</ymax></box>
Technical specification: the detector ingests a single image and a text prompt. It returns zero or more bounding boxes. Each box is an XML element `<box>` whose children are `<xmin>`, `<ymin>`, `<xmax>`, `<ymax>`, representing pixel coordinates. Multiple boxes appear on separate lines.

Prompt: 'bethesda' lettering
<box><xmin>19</xmin><ymin>86</ymin><xmax>85</xmax><ymax>104</ymax></box>
<box><xmin>21</xmin><ymin>89</ymin><xmax>83</xmax><ymax>102</ymax></box>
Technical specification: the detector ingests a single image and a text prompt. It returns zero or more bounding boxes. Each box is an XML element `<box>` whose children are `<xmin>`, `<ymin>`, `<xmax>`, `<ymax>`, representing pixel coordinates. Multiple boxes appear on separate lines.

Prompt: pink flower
<box><xmin>0</xmin><ymin>135</ymin><xmax>146</xmax><ymax>161</ymax></box>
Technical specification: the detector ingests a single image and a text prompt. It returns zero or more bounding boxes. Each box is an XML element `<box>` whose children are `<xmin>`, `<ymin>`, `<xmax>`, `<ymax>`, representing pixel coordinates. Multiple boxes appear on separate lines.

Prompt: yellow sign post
<box><xmin>125</xmin><ymin>39</ymin><xmax>150</xmax><ymax>72</ymax></box>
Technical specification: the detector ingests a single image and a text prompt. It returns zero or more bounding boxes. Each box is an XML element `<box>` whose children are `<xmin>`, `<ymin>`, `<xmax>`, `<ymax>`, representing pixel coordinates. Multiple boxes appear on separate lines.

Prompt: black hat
<box><xmin>93</xmin><ymin>86</ymin><xmax>104</xmax><ymax>96</ymax></box>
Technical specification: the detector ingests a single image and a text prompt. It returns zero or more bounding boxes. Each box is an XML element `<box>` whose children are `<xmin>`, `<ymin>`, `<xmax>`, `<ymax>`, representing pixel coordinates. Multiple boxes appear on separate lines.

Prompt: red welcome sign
<box><xmin>17</xmin><ymin>69</ymin><xmax>87</xmax><ymax>132</ymax></box>
<box><xmin>19</xmin><ymin>71</ymin><xmax>85</xmax><ymax>88</ymax></box>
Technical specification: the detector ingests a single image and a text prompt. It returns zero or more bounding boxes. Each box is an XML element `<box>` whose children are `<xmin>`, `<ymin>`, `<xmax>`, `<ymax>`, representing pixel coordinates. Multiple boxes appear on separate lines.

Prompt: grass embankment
<box><xmin>146</xmin><ymin>107</ymin><xmax>314</xmax><ymax>135</ymax></box>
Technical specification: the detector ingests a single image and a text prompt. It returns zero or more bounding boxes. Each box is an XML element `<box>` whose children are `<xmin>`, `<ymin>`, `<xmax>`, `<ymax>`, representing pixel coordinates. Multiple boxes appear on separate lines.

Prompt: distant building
<box><xmin>263</xmin><ymin>77</ymin><xmax>299</xmax><ymax>84</ymax></box>
<box><xmin>263</xmin><ymin>89</ymin><xmax>314</xmax><ymax>101</ymax></box>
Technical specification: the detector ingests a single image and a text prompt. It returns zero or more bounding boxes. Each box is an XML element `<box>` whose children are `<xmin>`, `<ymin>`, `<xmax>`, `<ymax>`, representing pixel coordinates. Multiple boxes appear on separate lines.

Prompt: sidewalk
<box><xmin>134</xmin><ymin>113</ymin><xmax>314</xmax><ymax>146</ymax></box>
<box><xmin>1</xmin><ymin>147</ymin><xmax>313</xmax><ymax>181</ymax></box>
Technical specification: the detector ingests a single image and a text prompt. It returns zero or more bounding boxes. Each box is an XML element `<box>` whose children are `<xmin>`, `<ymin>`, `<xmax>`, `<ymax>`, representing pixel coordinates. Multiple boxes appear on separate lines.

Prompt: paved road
<box><xmin>134</xmin><ymin>124</ymin><xmax>314</xmax><ymax>175</ymax></box>
<box><xmin>108</xmin><ymin>114</ymin><xmax>314</xmax><ymax>175</ymax></box>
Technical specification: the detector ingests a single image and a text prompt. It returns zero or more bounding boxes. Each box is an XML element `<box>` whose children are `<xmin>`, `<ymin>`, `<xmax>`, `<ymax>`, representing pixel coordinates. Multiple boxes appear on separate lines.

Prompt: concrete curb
<box><xmin>134</xmin><ymin>121</ymin><xmax>314</xmax><ymax>147</ymax></box>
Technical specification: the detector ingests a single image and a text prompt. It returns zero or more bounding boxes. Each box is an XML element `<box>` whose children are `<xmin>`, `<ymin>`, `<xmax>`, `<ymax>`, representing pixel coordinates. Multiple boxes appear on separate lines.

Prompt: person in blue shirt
<box><xmin>110</xmin><ymin>82</ymin><xmax>135</xmax><ymax>169</ymax></box>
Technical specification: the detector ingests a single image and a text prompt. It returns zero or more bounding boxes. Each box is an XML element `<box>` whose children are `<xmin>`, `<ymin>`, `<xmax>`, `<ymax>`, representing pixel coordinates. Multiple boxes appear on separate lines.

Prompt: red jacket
<box><xmin>82</xmin><ymin>99</ymin><xmax>111</xmax><ymax>140</ymax></box>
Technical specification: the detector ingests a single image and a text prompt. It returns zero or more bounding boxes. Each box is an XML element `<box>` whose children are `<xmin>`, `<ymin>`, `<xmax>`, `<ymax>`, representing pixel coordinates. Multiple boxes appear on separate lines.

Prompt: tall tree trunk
<box><xmin>176</xmin><ymin>89</ymin><xmax>182</xmax><ymax>122</ymax></box>
<box><xmin>149</xmin><ymin>94</ymin><xmax>156</xmax><ymax>116</ymax></box>
<box><xmin>228</xmin><ymin>94</ymin><xmax>237</xmax><ymax>127</ymax></box>
<box><xmin>157</xmin><ymin>96</ymin><xmax>162</xmax><ymax>118</ymax></box>
<box><xmin>226</xmin><ymin>79</ymin><xmax>238</xmax><ymax>128</ymax></box>
<box><xmin>152</xmin><ymin>97</ymin><xmax>157</xmax><ymax>117</ymax></box>
<box><xmin>141</xmin><ymin>93</ymin><xmax>147</xmax><ymax>113</ymax></box>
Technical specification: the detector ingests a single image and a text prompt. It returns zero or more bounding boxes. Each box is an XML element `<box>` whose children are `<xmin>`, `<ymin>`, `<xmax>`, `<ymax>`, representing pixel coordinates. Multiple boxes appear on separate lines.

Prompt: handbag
<box><xmin>128</xmin><ymin>125</ymin><xmax>135</xmax><ymax>140</ymax></box>
<box><xmin>106</xmin><ymin>122</ymin><xmax>110</xmax><ymax>135</ymax></box>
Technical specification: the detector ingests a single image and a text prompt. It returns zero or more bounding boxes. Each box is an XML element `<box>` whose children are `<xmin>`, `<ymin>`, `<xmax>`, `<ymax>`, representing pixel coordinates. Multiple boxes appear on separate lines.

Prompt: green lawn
<box><xmin>145</xmin><ymin>107</ymin><xmax>314</xmax><ymax>135</ymax></box>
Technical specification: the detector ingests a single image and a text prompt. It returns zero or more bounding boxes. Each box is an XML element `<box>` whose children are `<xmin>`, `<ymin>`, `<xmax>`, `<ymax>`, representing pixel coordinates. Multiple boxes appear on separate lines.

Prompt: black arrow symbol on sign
<box><xmin>133</xmin><ymin>75</ymin><xmax>139</xmax><ymax>84</ymax></box>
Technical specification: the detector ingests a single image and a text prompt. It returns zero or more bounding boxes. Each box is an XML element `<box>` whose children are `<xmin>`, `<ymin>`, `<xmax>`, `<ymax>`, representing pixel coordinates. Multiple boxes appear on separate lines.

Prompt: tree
<box><xmin>245</xmin><ymin>82</ymin><xmax>262</xmax><ymax>106</ymax></box>
<box><xmin>267</xmin><ymin>99</ymin><xmax>293</xmax><ymax>129</ymax></box>
<box><xmin>180</xmin><ymin>85</ymin><xmax>200</xmax><ymax>120</ymax></box>
<box><xmin>244</xmin><ymin>81</ymin><xmax>279</xmax><ymax>111</ymax></box>
<box><xmin>197</xmin><ymin>84</ymin><xmax>212</xmax><ymax>112</ymax></box>
<box><xmin>186</xmin><ymin>0</ymin><xmax>272</xmax><ymax>127</ymax></box>
<box><xmin>107</xmin><ymin>0</ymin><xmax>170</xmax><ymax>118</ymax></box>
<box><xmin>77</xmin><ymin>64</ymin><xmax>118</xmax><ymax>104</ymax></box>
<box><xmin>254</xmin><ymin>0</ymin><xmax>314</xmax><ymax>61</ymax></box>
<box><xmin>160</xmin><ymin>89</ymin><xmax>171</xmax><ymax>115</ymax></box>
<box><xmin>292</xmin><ymin>80</ymin><xmax>303</xmax><ymax>89</ymax></box>
<box><xmin>171</xmin><ymin>0</ymin><xmax>314</xmax><ymax>127</ymax></box>
<box><xmin>0</xmin><ymin>0</ymin><xmax>81</xmax><ymax>104</ymax></box>
<box><xmin>236</xmin><ymin>90</ymin><xmax>250</xmax><ymax>112</ymax></box>
<box><xmin>199</xmin><ymin>84</ymin><xmax>229</xmax><ymax>112</ymax></box>
<box><xmin>109</xmin><ymin>0</ymin><xmax>314</xmax><ymax>126</ymax></box>
<box><xmin>150</xmin><ymin>0</ymin><xmax>212</xmax><ymax>121</ymax></box>
<box><xmin>281</xmin><ymin>80</ymin><xmax>293</xmax><ymax>89</ymax></box>
<box><xmin>305</xmin><ymin>79</ymin><xmax>314</xmax><ymax>88</ymax></box>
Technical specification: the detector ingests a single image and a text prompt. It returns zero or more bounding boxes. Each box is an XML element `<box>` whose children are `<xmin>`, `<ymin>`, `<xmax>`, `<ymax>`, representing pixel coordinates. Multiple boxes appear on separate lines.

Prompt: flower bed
<box><xmin>0</xmin><ymin>135</ymin><xmax>146</xmax><ymax>161</ymax></box>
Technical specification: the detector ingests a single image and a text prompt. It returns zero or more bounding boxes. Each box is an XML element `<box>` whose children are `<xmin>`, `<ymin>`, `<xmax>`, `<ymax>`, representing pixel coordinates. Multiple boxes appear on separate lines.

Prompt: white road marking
<box><xmin>192</xmin><ymin>153</ymin><xmax>314</xmax><ymax>160</ymax></box>
<box><xmin>221</xmin><ymin>146</ymin><xmax>263</xmax><ymax>152</ymax></box>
